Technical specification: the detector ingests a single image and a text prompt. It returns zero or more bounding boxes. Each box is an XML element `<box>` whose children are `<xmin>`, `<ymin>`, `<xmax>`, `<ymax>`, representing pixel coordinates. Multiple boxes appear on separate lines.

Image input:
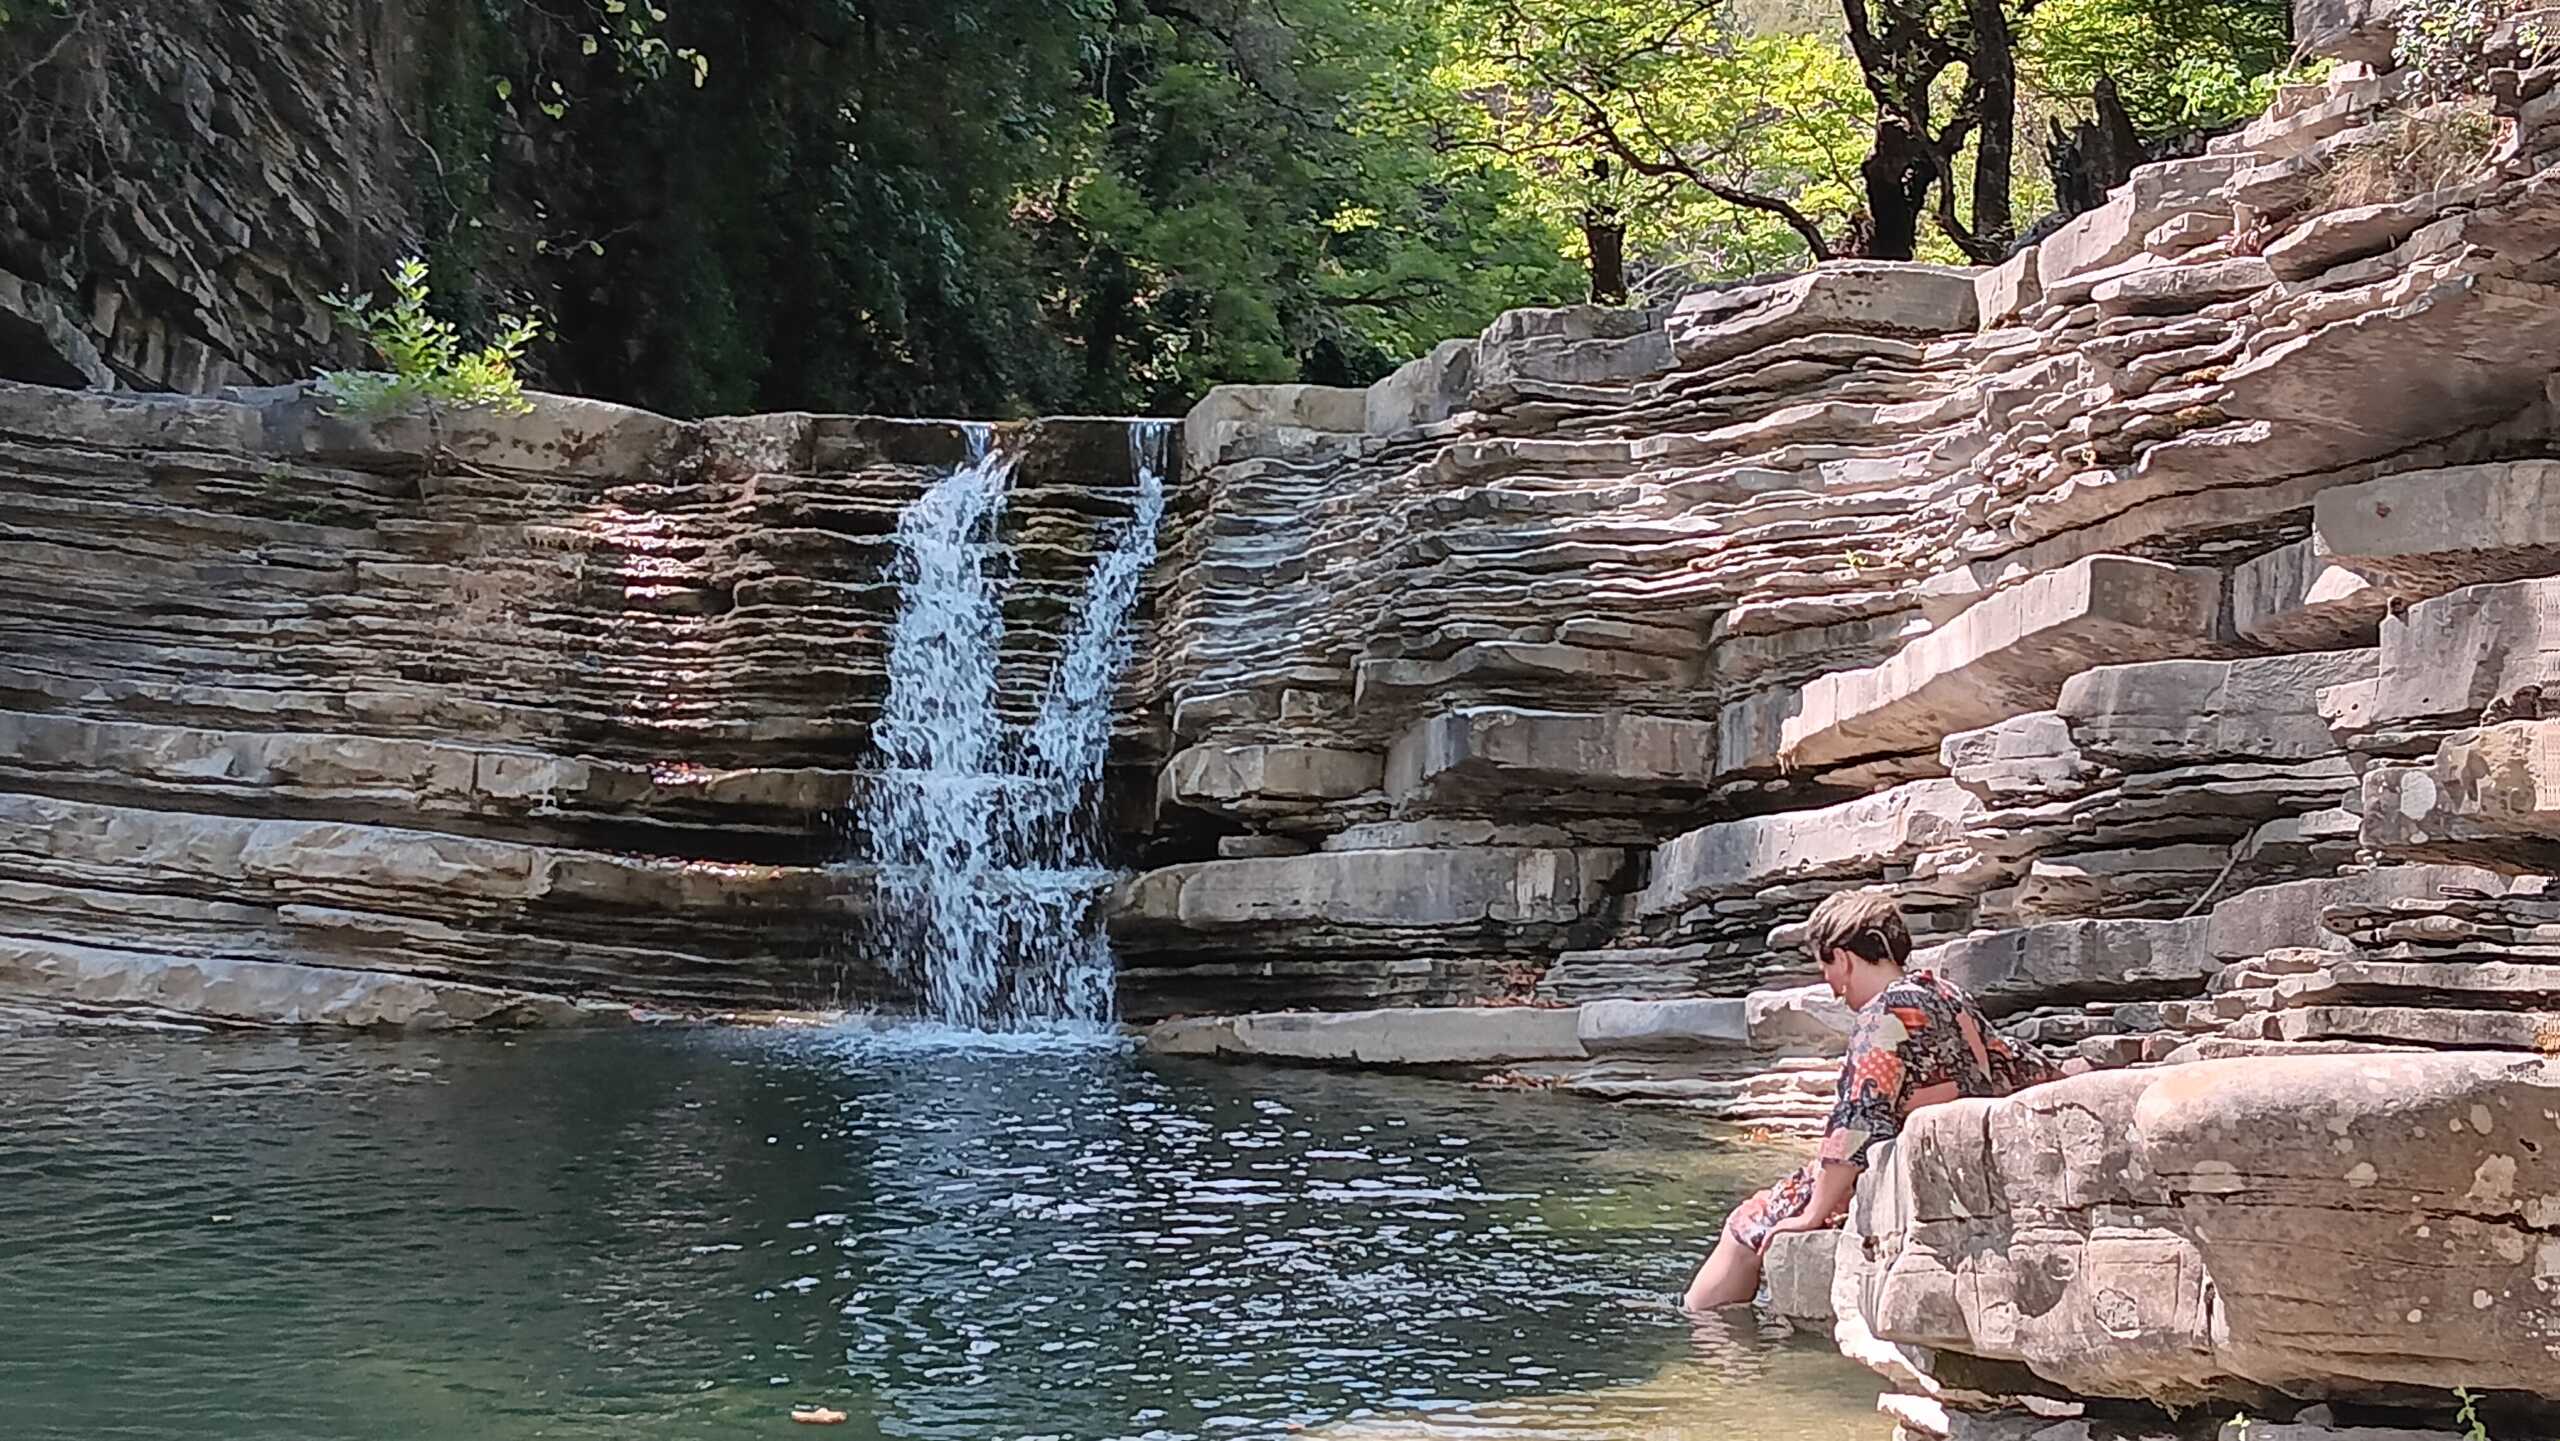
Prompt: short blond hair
<box><xmin>1804</xmin><ymin>889</ymin><xmax>1909</xmax><ymax>966</ymax></box>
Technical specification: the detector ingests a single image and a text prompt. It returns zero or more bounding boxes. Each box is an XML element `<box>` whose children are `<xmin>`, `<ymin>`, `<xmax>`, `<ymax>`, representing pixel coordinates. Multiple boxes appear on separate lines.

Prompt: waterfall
<box><xmin>857</xmin><ymin>421</ymin><xmax>1169</xmax><ymax>1029</ymax></box>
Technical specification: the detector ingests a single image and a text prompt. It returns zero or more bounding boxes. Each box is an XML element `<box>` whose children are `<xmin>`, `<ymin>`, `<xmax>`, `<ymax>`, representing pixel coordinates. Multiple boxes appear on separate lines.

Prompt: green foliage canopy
<box><xmin>398</xmin><ymin>0</ymin><xmax>2297</xmax><ymax>417</ymax></box>
<box><xmin>1428</xmin><ymin>0</ymin><xmax>1873</xmax><ymax>292</ymax></box>
<box><xmin>424</xmin><ymin>0</ymin><xmax>1578</xmax><ymax>419</ymax></box>
<box><xmin>2022</xmin><ymin>0</ymin><xmax>2295</xmax><ymax>133</ymax></box>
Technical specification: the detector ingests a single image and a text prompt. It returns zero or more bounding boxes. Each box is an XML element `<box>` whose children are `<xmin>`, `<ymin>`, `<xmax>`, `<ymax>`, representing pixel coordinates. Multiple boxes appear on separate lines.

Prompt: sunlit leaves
<box><xmin>1427</xmin><ymin>0</ymin><xmax>1870</xmax><ymax>287</ymax></box>
<box><xmin>2021</xmin><ymin>0</ymin><xmax>2292</xmax><ymax>132</ymax></box>
<box><xmin>319</xmin><ymin>257</ymin><xmax>542</xmax><ymax>417</ymax></box>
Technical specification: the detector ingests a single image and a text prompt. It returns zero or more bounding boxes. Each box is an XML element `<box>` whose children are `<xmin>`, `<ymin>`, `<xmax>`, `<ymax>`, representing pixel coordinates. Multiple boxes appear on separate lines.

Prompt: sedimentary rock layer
<box><xmin>1117</xmin><ymin>39</ymin><xmax>2560</xmax><ymax>1045</ymax></box>
<box><xmin>1839</xmin><ymin>1053</ymin><xmax>2560</xmax><ymax>1406</ymax></box>
<box><xmin>0</xmin><ymin>381</ymin><xmax>1166</xmax><ymax>1020</ymax></box>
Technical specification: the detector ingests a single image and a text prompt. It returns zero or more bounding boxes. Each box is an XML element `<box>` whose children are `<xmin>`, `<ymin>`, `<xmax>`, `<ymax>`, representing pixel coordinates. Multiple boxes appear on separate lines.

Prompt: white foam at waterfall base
<box><xmin>855</xmin><ymin>421</ymin><xmax>1169</xmax><ymax>1030</ymax></box>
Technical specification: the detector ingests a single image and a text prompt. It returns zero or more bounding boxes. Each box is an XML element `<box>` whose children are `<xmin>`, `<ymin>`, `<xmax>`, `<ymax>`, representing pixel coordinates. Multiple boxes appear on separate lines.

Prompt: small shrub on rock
<box><xmin>2306</xmin><ymin>99</ymin><xmax>2502</xmax><ymax>211</ymax></box>
<box><xmin>319</xmin><ymin>256</ymin><xmax>541</xmax><ymax>418</ymax></box>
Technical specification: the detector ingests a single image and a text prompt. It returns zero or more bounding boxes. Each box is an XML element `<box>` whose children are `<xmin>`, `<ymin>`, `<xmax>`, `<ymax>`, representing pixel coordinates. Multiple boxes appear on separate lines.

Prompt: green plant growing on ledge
<box><xmin>2455</xmin><ymin>1385</ymin><xmax>2493</xmax><ymax>1441</ymax></box>
<box><xmin>319</xmin><ymin>256</ymin><xmax>541</xmax><ymax>419</ymax></box>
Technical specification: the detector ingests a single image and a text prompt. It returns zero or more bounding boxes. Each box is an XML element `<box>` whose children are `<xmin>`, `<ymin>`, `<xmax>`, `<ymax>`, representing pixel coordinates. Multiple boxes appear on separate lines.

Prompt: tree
<box><xmin>410</xmin><ymin>0</ymin><xmax>1579</xmax><ymax>417</ymax></box>
<box><xmin>2023</xmin><ymin>0</ymin><xmax>2294</xmax><ymax>136</ymax></box>
<box><xmin>1044</xmin><ymin>0</ymin><xmax>1582</xmax><ymax>409</ymax></box>
<box><xmin>1429</xmin><ymin>0</ymin><xmax>1872</xmax><ymax>292</ymax></box>
<box><xmin>1429</xmin><ymin>0</ymin><xmax>2036</xmax><ymax>275</ymax></box>
<box><xmin>1831</xmin><ymin>0</ymin><xmax>2037</xmax><ymax>263</ymax></box>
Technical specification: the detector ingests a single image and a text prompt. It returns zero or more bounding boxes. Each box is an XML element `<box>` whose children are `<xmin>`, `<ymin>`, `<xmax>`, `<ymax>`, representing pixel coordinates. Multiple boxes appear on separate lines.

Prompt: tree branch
<box><xmin>1547</xmin><ymin>74</ymin><xmax>1834</xmax><ymax>261</ymax></box>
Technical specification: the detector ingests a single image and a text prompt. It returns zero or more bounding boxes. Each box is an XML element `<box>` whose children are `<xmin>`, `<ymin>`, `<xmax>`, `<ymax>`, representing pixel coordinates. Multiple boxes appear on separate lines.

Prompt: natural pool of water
<box><xmin>0</xmin><ymin>1024</ymin><xmax>1881</xmax><ymax>1440</ymax></box>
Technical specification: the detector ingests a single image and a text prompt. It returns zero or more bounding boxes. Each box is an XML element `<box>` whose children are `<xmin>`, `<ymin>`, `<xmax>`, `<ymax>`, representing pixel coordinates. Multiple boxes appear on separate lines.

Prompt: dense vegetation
<box><xmin>416</xmin><ymin>0</ymin><xmax>1588</xmax><ymax>419</ymax></box>
<box><xmin>259</xmin><ymin>0</ymin><xmax>2303</xmax><ymax>415</ymax></box>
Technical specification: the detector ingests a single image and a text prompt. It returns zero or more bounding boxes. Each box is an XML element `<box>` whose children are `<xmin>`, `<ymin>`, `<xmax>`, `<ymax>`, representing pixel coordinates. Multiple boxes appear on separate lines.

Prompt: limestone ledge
<box><xmin>0</xmin><ymin>379</ymin><xmax>1175</xmax><ymax>1023</ymax></box>
<box><xmin>0</xmin><ymin>934</ymin><xmax>625</xmax><ymax>1030</ymax></box>
<box><xmin>1121</xmin><ymin>43</ymin><xmax>2560</xmax><ymax>1024</ymax></box>
<box><xmin>1146</xmin><ymin>984</ymin><xmax>1850</xmax><ymax>1066</ymax></box>
<box><xmin>1144</xmin><ymin>983</ymin><xmax>1857</xmax><ymax>1131</ymax></box>
<box><xmin>1830</xmin><ymin>1053</ymin><xmax>2560</xmax><ymax>1409</ymax></box>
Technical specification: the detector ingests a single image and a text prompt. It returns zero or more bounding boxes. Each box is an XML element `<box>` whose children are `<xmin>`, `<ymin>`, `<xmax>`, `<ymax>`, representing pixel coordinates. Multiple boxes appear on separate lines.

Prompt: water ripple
<box><xmin>0</xmin><ymin>1024</ymin><xmax>1879</xmax><ymax>1440</ymax></box>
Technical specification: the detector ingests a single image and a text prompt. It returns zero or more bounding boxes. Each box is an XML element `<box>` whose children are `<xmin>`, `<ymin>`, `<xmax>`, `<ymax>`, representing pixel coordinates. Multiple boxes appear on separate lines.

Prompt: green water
<box><xmin>0</xmin><ymin>1024</ymin><xmax>1881</xmax><ymax>1440</ymax></box>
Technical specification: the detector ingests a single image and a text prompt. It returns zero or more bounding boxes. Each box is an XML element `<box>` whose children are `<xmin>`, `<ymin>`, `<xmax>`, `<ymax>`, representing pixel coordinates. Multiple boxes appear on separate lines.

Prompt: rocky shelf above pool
<box><xmin>0</xmin><ymin>379</ymin><xmax>1171</xmax><ymax>1020</ymax></box>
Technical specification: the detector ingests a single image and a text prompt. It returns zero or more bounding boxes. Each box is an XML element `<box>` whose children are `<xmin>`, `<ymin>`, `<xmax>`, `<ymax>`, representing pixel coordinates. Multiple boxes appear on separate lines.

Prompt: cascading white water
<box><xmin>857</xmin><ymin>421</ymin><xmax>1169</xmax><ymax>1030</ymax></box>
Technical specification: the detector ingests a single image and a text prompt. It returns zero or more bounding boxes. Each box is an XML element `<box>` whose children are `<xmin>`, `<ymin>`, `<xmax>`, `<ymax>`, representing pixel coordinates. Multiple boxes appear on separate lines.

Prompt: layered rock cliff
<box><xmin>0</xmin><ymin>383</ymin><xmax>1164</xmax><ymax>1025</ymax></box>
<box><xmin>0</xmin><ymin>1</ymin><xmax>452</xmax><ymax>393</ymax></box>
<box><xmin>6</xmin><ymin>4</ymin><xmax>2560</xmax><ymax>1432</ymax></box>
<box><xmin>1124</xmin><ymin>51</ymin><xmax>2560</xmax><ymax>1041</ymax></box>
<box><xmin>1123</xmin><ymin>12</ymin><xmax>2560</xmax><ymax>1434</ymax></box>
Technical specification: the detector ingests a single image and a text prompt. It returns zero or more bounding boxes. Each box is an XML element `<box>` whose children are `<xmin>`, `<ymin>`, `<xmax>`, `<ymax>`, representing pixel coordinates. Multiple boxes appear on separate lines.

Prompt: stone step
<box><xmin>2276</xmin><ymin>959</ymin><xmax>2560</xmax><ymax>1009</ymax></box>
<box><xmin>1774</xmin><ymin>555</ymin><xmax>2227</xmax><ymax>774</ymax></box>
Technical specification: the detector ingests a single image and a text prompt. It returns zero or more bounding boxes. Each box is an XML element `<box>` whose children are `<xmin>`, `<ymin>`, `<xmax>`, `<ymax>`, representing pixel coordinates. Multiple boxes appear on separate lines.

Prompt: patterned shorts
<box><xmin>1729</xmin><ymin>1161</ymin><xmax>1823</xmax><ymax>1253</ymax></box>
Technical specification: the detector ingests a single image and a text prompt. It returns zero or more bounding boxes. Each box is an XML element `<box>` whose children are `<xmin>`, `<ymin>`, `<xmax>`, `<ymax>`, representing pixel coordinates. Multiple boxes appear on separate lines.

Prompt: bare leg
<box><xmin>1683</xmin><ymin>1199</ymin><xmax>1766</xmax><ymax>1312</ymax></box>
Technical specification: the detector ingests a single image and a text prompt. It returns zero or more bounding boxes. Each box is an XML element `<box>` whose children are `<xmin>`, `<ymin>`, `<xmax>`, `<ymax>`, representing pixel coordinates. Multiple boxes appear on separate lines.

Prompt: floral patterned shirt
<box><xmin>1816</xmin><ymin>969</ymin><xmax>2064</xmax><ymax>1169</ymax></box>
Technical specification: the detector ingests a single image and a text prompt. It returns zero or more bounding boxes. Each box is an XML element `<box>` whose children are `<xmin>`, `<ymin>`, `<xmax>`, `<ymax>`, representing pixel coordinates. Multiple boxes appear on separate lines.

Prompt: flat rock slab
<box><xmin>1760</xmin><ymin>1227</ymin><xmax>1841</xmax><ymax>1325</ymax></box>
<box><xmin>1112</xmin><ymin>844</ymin><xmax>1622</xmax><ymax>934</ymax></box>
<box><xmin>1571</xmin><ymin>986</ymin><xmax>1855</xmax><ymax>1054</ymax></box>
<box><xmin>1668</xmin><ymin>262</ymin><xmax>1979</xmax><ymax>369</ymax></box>
<box><xmin>1161</xmin><ymin>743</ymin><xmax>1384</xmax><ymax>812</ymax></box>
<box><xmin>2057</xmin><ymin>651</ymin><xmax>2375</xmax><ymax>765</ymax></box>
<box><xmin>1918</xmin><ymin>917</ymin><xmax>2216</xmax><ymax>1018</ymax></box>
<box><xmin>2330</xmin><ymin>578</ymin><xmax>2560</xmax><ymax>737</ymax></box>
<box><xmin>2278</xmin><ymin>959</ymin><xmax>2560</xmax><ymax>1007</ymax></box>
<box><xmin>2363</xmin><ymin>721</ymin><xmax>2560</xmax><ymax>868</ymax></box>
<box><xmin>2272</xmin><ymin>1004</ymin><xmax>2560</xmax><ymax>1048</ymax></box>
<box><xmin>2036</xmin><ymin>154</ymin><xmax>2243</xmax><ymax>289</ymax></box>
<box><xmin>2204</xmin><ymin>865</ymin><xmax>2512</xmax><ymax>961</ymax></box>
<box><xmin>1385</xmin><ymin>707</ymin><xmax>1718</xmax><ymax>811</ymax></box>
<box><xmin>2316</xmin><ymin>461</ymin><xmax>2560</xmax><ymax>595</ymax></box>
<box><xmin>0</xmin><ymin>934</ymin><xmax>621</xmax><ymax>1029</ymax></box>
<box><xmin>2091</xmin><ymin>256</ymin><xmax>2275</xmax><ymax>315</ymax></box>
<box><xmin>1145</xmin><ymin>1005</ymin><xmax>1587</xmax><ymax>1066</ymax></box>
<box><xmin>1638</xmin><ymin>778</ymin><xmax>1980</xmax><ymax>919</ymax></box>
<box><xmin>1747</xmin><ymin>983</ymin><xmax>1859</xmax><ymax>1051</ymax></box>
<box><xmin>1577</xmin><ymin>996</ymin><xmax>1749</xmax><ymax>1053</ymax></box>
<box><xmin>1779</xmin><ymin>556</ymin><xmax>2224</xmax><ymax>772</ymax></box>
<box><xmin>2220</xmin><ymin>269</ymin><xmax>2560</xmax><ymax>453</ymax></box>
<box><xmin>1182</xmin><ymin>383</ymin><xmax>1365</xmax><ymax>473</ymax></box>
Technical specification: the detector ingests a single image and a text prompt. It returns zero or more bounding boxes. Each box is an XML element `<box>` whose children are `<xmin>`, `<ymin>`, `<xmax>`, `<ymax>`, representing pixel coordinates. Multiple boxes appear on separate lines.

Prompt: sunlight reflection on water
<box><xmin>0</xmin><ymin>1023</ymin><xmax>1882</xmax><ymax>1441</ymax></box>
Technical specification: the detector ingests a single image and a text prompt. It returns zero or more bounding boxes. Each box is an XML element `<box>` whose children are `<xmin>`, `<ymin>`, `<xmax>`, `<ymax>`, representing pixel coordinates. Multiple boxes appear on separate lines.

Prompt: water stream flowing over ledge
<box><xmin>855</xmin><ymin>421</ymin><xmax>1172</xmax><ymax>1030</ymax></box>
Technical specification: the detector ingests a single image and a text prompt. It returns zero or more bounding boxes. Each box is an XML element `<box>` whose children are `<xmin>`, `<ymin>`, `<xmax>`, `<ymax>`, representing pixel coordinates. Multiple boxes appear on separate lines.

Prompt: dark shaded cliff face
<box><xmin>0</xmin><ymin>0</ymin><xmax>454</xmax><ymax>393</ymax></box>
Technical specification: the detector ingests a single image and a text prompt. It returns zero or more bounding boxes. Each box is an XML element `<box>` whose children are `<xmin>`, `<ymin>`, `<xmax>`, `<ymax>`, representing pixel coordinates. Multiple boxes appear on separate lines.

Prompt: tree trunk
<box><xmin>1584</xmin><ymin>213</ymin><xmax>1627</xmax><ymax>305</ymax></box>
<box><xmin>1858</xmin><ymin>116</ymin><xmax>1933</xmax><ymax>260</ymax></box>
<box><xmin>2047</xmin><ymin>76</ymin><xmax>2144</xmax><ymax>217</ymax></box>
<box><xmin>1967</xmin><ymin>0</ymin><xmax>2017</xmax><ymax>252</ymax></box>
